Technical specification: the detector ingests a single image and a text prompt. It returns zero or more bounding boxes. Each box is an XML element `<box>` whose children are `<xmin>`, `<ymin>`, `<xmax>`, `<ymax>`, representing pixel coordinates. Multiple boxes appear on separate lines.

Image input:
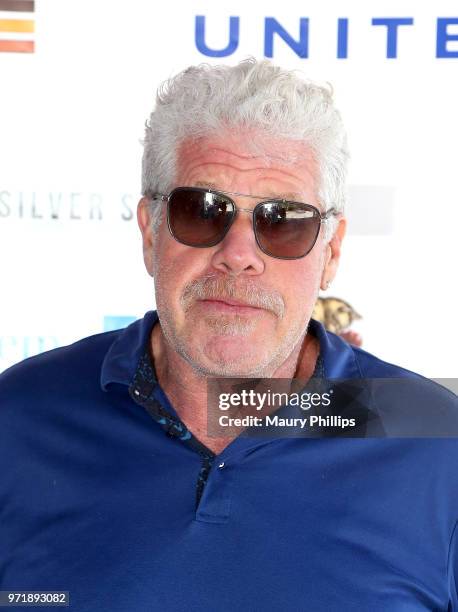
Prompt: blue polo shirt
<box><xmin>0</xmin><ymin>310</ymin><xmax>457</xmax><ymax>611</ymax></box>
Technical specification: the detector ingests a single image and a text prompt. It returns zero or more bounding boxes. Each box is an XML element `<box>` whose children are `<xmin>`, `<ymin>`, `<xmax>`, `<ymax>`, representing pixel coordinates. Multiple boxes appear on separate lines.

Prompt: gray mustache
<box><xmin>180</xmin><ymin>275</ymin><xmax>285</xmax><ymax>319</ymax></box>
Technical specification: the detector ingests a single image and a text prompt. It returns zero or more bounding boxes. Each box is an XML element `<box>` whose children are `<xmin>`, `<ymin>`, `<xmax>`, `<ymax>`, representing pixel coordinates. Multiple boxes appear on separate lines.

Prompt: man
<box><xmin>0</xmin><ymin>59</ymin><xmax>457</xmax><ymax>611</ymax></box>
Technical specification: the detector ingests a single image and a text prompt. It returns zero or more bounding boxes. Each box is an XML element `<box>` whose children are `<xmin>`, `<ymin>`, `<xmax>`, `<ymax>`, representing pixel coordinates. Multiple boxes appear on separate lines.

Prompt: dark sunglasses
<box><xmin>151</xmin><ymin>186</ymin><xmax>338</xmax><ymax>260</ymax></box>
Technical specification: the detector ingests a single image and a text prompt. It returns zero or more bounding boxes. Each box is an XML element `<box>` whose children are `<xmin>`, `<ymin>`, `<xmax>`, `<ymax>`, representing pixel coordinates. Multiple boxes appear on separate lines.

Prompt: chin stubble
<box><xmin>155</xmin><ymin>269</ymin><xmax>314</xmax><ymax>377</ymax></box>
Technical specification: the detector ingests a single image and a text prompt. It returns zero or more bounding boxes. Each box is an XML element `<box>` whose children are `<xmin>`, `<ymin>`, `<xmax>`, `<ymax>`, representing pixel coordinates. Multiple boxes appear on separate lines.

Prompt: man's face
<box><xmin>138</xmin><ymin>130</ymin><xmax>344</xmax><ymax>377</ymax></box>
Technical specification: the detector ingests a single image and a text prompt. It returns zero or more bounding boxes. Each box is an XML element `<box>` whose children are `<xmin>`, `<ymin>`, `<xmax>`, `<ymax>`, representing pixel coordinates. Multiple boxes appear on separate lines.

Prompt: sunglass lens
<box><xmin>168</xmin><ymin>189</ymin><xmax>234</xmax><ymax>247</ymax></box>
<box><xmin>254</xmin><ymin>202</ymin><xmax>321</xmax><ymax>259</ymax></box>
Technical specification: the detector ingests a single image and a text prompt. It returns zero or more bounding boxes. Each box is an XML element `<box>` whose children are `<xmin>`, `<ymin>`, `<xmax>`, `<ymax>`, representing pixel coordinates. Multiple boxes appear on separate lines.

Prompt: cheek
<box><xmin>277</xmin><ymin>257</ymin><xmax>323</xmax><ymax>318</ymax></box>
<box><xmin>152</xmin><ymin>222</ymin><xmax>182</xmax><ymax>282</ymax></box>
<box><xmin>153</xmin><ymin>232</ymin><xmax>210</xmax><ymax>306</ymax></box>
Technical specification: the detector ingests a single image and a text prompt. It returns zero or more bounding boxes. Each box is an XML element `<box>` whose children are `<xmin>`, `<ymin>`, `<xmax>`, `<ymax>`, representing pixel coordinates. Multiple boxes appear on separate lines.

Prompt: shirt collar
<box><xmin>309</xmin><ymin>317</ymin><xmax>362</xmax><ymax>379</ymax></box>
<box><xmin>100</xmin><ymin>310</ymin><xmax>159</xmax><ymax>391</ymax></box>
<box><xmin>100</xmin><ymin>310</ymin><xmax>362</xmax><ymax>391</ymax></box>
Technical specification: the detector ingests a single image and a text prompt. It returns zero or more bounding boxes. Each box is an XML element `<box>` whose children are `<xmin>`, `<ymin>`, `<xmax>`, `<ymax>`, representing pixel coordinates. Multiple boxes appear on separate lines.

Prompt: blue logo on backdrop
<box><xmin>195</xmin><ymin>16</ymin><xmax>458</xmax><ymax>59</ymax></box>
<box><xmin>103</xmin><ymin>315</ymin><xmax>137</xmax><ymax>332</ymax></box>
<box><xmin>0</xmin><ymin>336</ymin><xmax>60</xmax><ymax>373</ymax></box>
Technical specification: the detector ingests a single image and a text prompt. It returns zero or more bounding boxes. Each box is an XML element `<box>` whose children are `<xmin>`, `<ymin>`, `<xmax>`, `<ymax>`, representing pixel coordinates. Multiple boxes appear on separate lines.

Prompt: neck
<box><xmin>151</xmin><ymin>321</ymin><xmax>319</xmax><ymax>454</ymax></box>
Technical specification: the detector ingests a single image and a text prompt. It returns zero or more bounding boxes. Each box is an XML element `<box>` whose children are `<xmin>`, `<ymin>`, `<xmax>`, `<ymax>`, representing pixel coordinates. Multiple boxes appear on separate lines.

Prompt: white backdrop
<box><xmin>0</xmin><ymin>0</ymin><xmax>457</xmax><ymax>377</ymax></box>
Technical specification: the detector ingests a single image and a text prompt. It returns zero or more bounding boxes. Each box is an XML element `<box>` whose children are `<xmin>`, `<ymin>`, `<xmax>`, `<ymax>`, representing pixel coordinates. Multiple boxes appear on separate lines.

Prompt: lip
<box><xmin>198</xmin><ymin>298</ymin><xmax>263</xmax><ymax>314</ymax></box>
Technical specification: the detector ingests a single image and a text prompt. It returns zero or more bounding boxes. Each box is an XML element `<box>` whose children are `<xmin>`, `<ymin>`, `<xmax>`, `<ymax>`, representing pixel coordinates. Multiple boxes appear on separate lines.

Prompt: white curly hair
<box><xmin>141</xmin><ymin>58</ymin><xmax>349</xmax><ymax>240</ymax></box>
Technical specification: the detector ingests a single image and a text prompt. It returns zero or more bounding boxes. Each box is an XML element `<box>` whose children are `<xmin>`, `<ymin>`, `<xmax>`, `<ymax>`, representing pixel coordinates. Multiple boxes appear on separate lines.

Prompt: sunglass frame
<box><xmin>152</xmin><ymin>186</ymin><xmax>338</xmax><ymax>260</ymax></box>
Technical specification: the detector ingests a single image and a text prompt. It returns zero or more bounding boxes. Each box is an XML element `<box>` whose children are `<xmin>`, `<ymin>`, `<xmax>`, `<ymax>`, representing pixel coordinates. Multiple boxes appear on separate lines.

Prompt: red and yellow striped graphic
<box><xmin>0</xmin><ymin>0</ymin><xmax>35</xmax><ymax>53</ymax></box>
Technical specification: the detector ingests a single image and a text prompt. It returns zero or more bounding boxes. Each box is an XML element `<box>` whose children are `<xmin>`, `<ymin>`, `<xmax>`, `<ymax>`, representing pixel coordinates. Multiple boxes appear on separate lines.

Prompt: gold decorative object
<box><xmin>312</xmin><ymin>297</ymin><xmax>362</xmax><ymax>335</ymax></box>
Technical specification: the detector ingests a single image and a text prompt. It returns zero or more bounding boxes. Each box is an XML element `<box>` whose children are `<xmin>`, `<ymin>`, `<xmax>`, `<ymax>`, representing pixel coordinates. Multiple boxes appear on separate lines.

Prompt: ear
<box><xmin>320</xmin><ymin>217</ymin><xmax>346</xmax><ymax>290</ymax></box>
<box><xmin>137</xmin><ymin>197</ymin><xmax>155</xmax><ymax>277</ymax></box>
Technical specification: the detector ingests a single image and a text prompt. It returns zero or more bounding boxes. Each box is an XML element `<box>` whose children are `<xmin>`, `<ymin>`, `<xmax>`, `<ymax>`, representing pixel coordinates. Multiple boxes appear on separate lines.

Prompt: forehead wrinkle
<box><xmin>199</xmin><ymin>143</ymin><xmax>310</xmax><ymax>167</ymax></box>
<box><xmin>204</xmin><ymin>146</ymin><xmax>259</xmax><ymax>160</ymax></box>
<box><xmin>182</xmin><ymin>160</ymin><xmax>276</xmax><ymax>179</ymax></box>
<box><xmin>184</xmin><ymin>162</ymin><xmax>315</xmax><ymax>188</ymax></box>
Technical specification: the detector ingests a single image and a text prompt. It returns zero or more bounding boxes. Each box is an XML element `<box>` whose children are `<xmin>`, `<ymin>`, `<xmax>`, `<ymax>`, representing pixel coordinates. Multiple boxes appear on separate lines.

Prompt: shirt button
<box><xmin>218</xmin><ymin>462</ymin><xmax>225</xmax><ymax>469</ymax></box>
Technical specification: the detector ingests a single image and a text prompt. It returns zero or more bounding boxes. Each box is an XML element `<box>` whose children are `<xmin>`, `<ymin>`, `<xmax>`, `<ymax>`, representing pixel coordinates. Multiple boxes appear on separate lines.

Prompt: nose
<box><xmin>210</xmin><ymin>209</ymin><xmax>265</xmax><ymax>276</ymax></box>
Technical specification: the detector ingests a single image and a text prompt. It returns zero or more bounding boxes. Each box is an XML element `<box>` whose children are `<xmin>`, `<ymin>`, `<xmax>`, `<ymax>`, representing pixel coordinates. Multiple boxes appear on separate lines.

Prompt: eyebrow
<box><xmin>191</xmin><ymin>181</ymin><xmax>302</xmax><ymax>201</ymax></box>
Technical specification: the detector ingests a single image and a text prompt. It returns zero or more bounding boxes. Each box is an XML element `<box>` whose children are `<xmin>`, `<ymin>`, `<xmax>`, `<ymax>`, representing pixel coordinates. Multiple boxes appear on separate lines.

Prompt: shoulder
<box><xmin>350</xmin><ymin>343</ymin><xmax>423</xmax><ymax>378</ymax></box>
<box><xmin>0</xmin><ymin>329</ymin><xmax>121</xmax><ymax>402</ymax></box>
<box><xmin>0</xmin><ymin>329</ymin><xmax>128</xmax><ymax>470</ymax></box>
<box><xmin>347</xmin><ymin>343</ymin><xmax>458</xmax><ymax>434</ymax></box>
<box><xmin>0</xmin><ymin>330</ymin><xmax>124</xmax><ymax>475</ymax></box>
<box><xmin>315</xmin><ymin>321</ymin><xmax>457</xmax><ymax>419</ymax></box>
<box><xmin>351</xmin><ymin>343</ymin><xmax>454</xmax><ymax>397</ymax></box>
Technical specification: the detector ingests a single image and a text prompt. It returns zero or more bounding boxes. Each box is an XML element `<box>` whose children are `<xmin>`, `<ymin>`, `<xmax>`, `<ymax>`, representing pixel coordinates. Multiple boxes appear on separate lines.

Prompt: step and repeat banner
<box><xmin>1</xmin><ymin>0</ymin><xmax>457</xmax><ymax>376</ymax></box>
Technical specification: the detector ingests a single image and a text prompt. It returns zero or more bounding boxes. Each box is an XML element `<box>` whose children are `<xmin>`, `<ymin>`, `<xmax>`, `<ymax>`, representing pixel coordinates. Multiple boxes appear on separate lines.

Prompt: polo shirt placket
<box><xmin>128</xmin><ymin>333</ymin><xmax>327</xmax><ymax>524</ymax></box>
